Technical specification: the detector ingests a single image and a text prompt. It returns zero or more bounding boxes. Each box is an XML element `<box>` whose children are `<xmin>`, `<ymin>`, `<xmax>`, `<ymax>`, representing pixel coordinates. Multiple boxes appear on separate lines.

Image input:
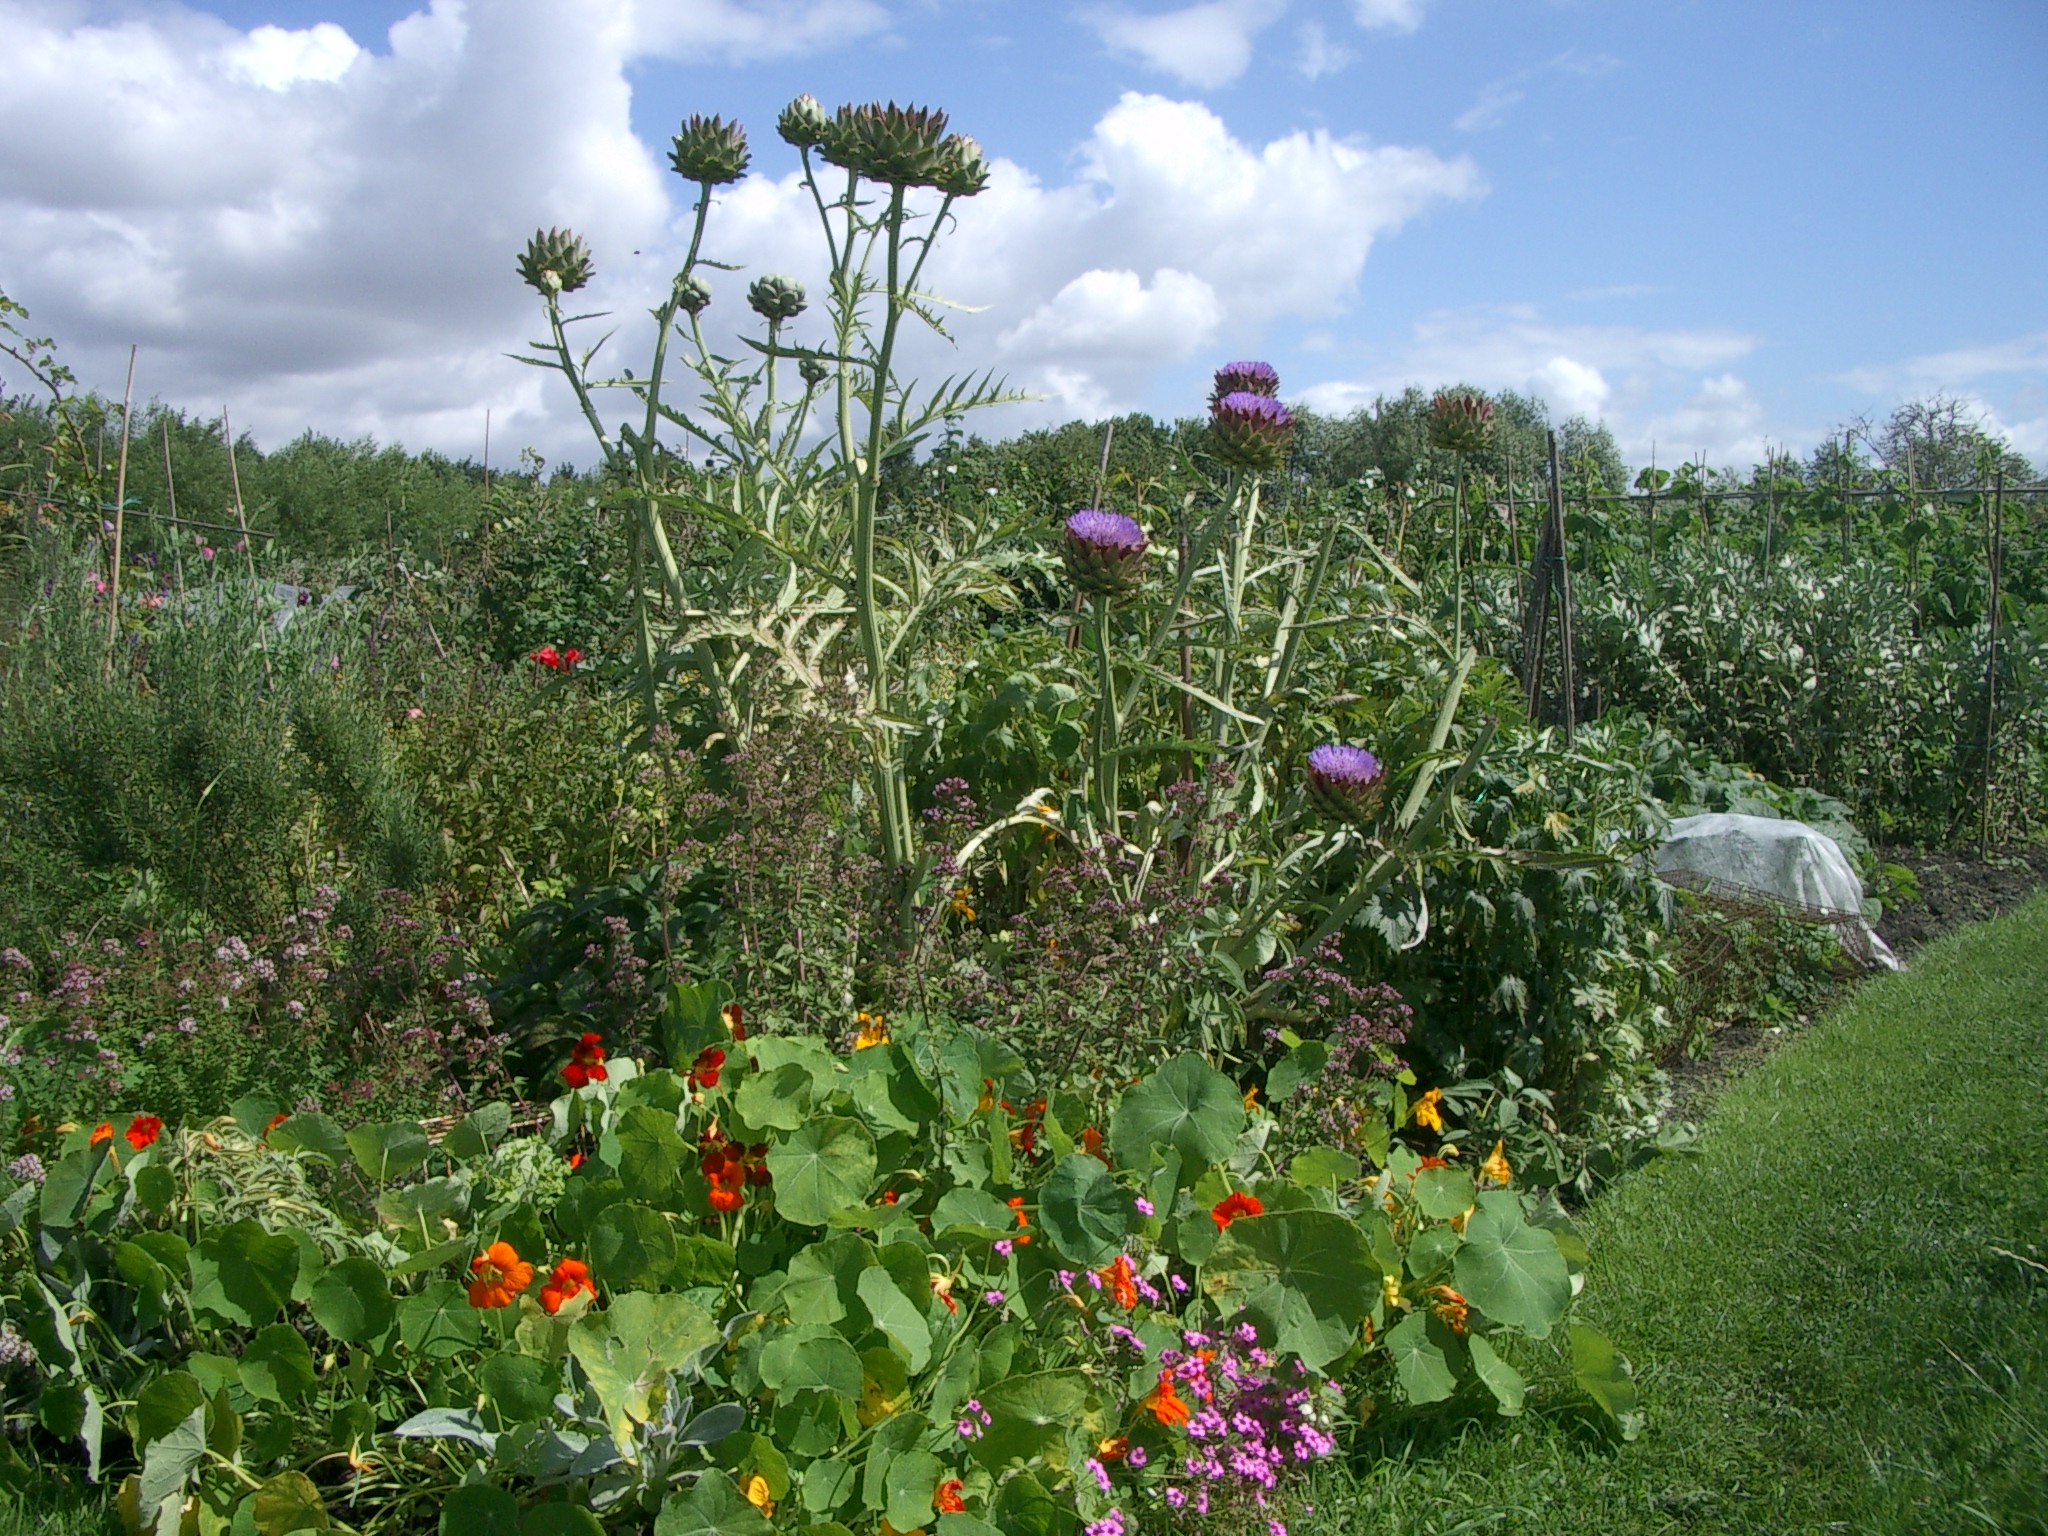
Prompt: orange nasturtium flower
<box><xmin>468</xmin><ymin>1242</ymin><xmax>535</xmax><ymax>1309</ymax></box>
<box><xmin>935</xmin><ymin>1479</ymin><xmax>967</xmax><ymax>1514</ymax></box>
<box><xmin>89</xmin><ymin>1123</ymin><xmax>114</xmax><ymax>1147</ymax></box>
<box><xmin>1410</xmin><ymin>1087</ymin><xmax>1445</xmax><ymax>1132</ymax></box>
<box><xmin>1101</xmin><ymin>1254</ymin><xmax>1138</xmax><ymax>1310</ymax></box>
<box><xmin>539</xmin><ymin>1257</ymin><xmax>597</xmax><ymax>1315</ymax></box>
<box><xmin>1210</xmin><ymin>1190</ymin><xmax>1264</xmax><ymax>1232</ymax></box>
<box><xmin>1429</xmin><ymin>1284</ymin><xmax>1470</xmax><ymax>1334</ymax></box>
<box><xmin>853</xmin><ymin>1011</ymin><xmax>890</xmax><ymax>1050</ymax></box>
<box><xmin>1143</xmin><ymin>1369</ymin><xmax>1191</xmax><ymax>1428</ymax></box>
<box><xmin>124</xmin><ymin>1115</ymin><xmax>163</xmax><ymax>1151</ymax></box>
<box><xmin>1079</xmin><ymin>1125</ymin><xmax>1110</xmax><ymax>1165</ymax></box>
<box><xmin>1479</xmin><ymin>1139</ymin><xmax>1513</xmax><ymax>1186</ymax></box>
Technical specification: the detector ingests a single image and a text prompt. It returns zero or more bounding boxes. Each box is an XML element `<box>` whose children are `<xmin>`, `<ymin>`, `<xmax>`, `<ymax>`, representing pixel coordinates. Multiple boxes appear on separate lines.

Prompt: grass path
<box><xmin>1325</xmin><ymin>891</ymin><xmax>2048</xmax><ymax>1535</ymax></box>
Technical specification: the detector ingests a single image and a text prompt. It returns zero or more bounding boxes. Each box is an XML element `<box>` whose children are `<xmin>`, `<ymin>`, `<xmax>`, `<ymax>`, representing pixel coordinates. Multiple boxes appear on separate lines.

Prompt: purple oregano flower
<box><xmin>1063</xmin><ymin>508</ymin><xmax>1148</xmax><ymax>598</ymax></box>
<box><xmin>1306</xmin><ymin>744</ymin><xmax>1385</xmax><ymax>825</ymax></box>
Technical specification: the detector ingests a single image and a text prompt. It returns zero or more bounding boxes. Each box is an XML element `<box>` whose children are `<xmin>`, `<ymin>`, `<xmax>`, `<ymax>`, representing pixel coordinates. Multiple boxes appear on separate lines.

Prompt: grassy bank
<box><xmin>1321</xmin><ymin>892</ymin><xmax>2048</xmax><ymax>1535</ymax></box>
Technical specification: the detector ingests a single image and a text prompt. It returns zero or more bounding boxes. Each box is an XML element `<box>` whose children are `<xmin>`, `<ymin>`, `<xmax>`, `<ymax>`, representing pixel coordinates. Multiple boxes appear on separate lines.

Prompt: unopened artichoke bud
<box><xmin>778</xmin><ymin>93</ymin><xmax>830</xmax><ymax>150</ymax></box>
<box><xmin>1428</xmin><ymin>390</ymin><xmax>1494</xmax><ymax>456</ymax></box>
<box><xmin>933</xmin><ymin>134</ymin><xmax>990</xmax><ymax>198</ymax></box>
<box><xmin>798</xmin><ymin>356</ymin><xmax>830</xmax><ymax>388</ymax></box>
<box><xmin>517</xmin><ymin>227</ymin><xmax>594</xmax><ymax>296</ymax></box>
<box><xmin>1305</xmin><ymin>744</ymin><xmax>1386</xmax><ymax>826</ymax></box>
<box><xmin>676</xmin><ymin>273</ymin><xmax>712</xmax><ymax>316</ymax></box>
<box><xmin>839</xmin><ymin>101</ymin><xmax>951</xmax><ymax>187</ymax></box>
<box><xmin>1208</xmin><ymin>390</ymin><xmax>1295</xmax><ymax>473</ymax></box>
<box><xmin>669</xmin><ymin>114</ymin><xmax>751</xmax><ymax>185</ymax></box>
<box><xmin>747</xmin><ymin>275</ymin><xmax>807</xmax><ymax>323</ymax></box>
<box><xmin>1212</xmin><ymin>359</ymin><xmax>1279</xmax><ymax>402</ymax></box>
<box><xmin>1061</xmin><ymin>509</ymin><xmax>1148</xmax><ymax>600</ymax></box>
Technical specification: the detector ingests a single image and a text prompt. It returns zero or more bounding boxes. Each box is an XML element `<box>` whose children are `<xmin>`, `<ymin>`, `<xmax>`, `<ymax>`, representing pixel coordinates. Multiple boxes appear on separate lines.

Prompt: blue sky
<box><xmin>2</xmin><ymin>0</ymin><xmax>2043</xmax><ymax>472</ymax></box>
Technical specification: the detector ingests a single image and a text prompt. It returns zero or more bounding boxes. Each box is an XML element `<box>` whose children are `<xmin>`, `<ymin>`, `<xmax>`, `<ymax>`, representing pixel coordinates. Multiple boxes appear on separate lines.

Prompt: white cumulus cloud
<box><xmin>1084</xmin><ymin>0</ymin><xmax>1285</xmax><ymax>88</ymax></box>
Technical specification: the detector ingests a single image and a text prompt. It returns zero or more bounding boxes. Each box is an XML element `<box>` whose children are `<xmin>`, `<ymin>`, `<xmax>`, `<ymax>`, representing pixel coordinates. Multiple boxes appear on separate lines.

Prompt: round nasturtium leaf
<box><xmin>588</xmin><ymin>1202</ymin><xmax>679</xmax><ymax>1291</ymax></box>
<box><xmin>765</xmin><ymin>1118</ymin><xmax>877</xmax><ymax>1228</ymax></box>
<box><xmin>1035</xmin><ymin>1154</ymin><xmax>1134</xmax><ymax>1268</ymax></box>
<box><xmin>1109</xmin><ymin>1054</ymin><xmax>1244</xmax><ymax>1174</ymax></box>
<box><xmin>309</xmin><ymin>1256</ymin><xmax>396</xmax><ymax>1343</ymax></box>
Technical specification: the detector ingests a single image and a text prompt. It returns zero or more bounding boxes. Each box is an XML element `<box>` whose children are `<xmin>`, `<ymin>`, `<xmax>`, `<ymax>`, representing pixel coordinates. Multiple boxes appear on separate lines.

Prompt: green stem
<box><xmin>1090</xmin><ymin>594</ymin><xmax>1121</xmax><ymax>832</ymax></box>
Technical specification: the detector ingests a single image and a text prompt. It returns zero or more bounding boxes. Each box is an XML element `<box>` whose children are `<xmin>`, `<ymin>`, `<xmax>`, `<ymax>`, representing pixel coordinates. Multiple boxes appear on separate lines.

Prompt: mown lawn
<box><xmin>1316</xmin><ymin>891</ymin><xmax>2048</xmax><ymax>1535</ymax></box>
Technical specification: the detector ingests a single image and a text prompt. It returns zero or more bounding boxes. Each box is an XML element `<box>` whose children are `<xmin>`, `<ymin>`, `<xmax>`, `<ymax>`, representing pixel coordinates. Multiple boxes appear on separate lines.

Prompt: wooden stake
<box><xmin>482</xmin><ymin>408</ymin><xmax>492</xmax><ymax>502</ymax></box>
<box><xmin>222</xmin><ymin>407</ymin><xmax>271</xmax><ymax>683</ymax></box>
<box><xmin>1551</xmin><ymin>431</ymin><xmax>1576</xmax><ymax>744</ymax></box>
<box><xmin>161</xmin><ymin>418</ymin><xmax>186</xmax><ymax>596</ymax></box>
<box><xmin>102</xmin><ymin>345</ymin><xmax>138</xmax><ymax>678</ymax></box>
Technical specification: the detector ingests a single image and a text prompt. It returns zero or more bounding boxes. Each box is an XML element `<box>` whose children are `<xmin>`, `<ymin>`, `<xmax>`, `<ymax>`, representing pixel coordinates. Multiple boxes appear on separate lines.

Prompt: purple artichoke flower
<box><xmin>1212</xmin><ymin>360</ymin><xmax>1280</xmax><ymax>401</ymax></box>
<box><xmin>1063</xmin><ymin>509</ymin><xmax>1148</xmax><ymax>598</ymax></box>
<box><xmin>1306</xmin><ymin>744</ymin><xmax>1386</xmax><ymax>825</ymax></box>
<box><xmin>1208</xmin><ymin>390</ymin><xmax>1295</xmax><ymax>472</ymax></box>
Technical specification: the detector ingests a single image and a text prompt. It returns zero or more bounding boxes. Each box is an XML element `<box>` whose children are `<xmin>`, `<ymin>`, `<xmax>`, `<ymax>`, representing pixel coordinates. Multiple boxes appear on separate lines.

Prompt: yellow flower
<box><xmin>950</xmin><ymin>887</ymin><xmax>977</xmax><ymax>921</ymax></box>
<box><xmin>742</xmin><ymin>1474</ymin><xmax>774</xmax><ymax>1518</ymax></box>
<box><xmin>853</xmin><ymin>1012</ymin><xmax>890</xmax><ymax>1050</ymax></box>
<box><xmin>1543</xmin><ymin>808</ymin><xmax>1571</xmax><ymax>836</ymax></box>
<box><xmin>1480</xmin><ymin>1139</ymin><xmax>1512</xmax><ymax>1186</ymax></box>
<box><xmin>1382</xmin><ymin>1274</ymin><xmax>1404</xmax><ymax>1311</ymax></box>
<box><xmin>1242</xmin><ymin>1083</ymin><xmax>1260</xmax><ymax>1112</ymax></box>
<box><xmin>1411</xmin><ymin>1087</ymin><xmax>1445</xmax><ymax>1133</ymax></box>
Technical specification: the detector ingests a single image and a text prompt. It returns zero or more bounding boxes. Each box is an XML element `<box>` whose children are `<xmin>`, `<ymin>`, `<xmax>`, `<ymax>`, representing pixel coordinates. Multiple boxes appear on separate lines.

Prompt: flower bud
<box><xmin>1428</xmin><ymin>390</ymin><xmax>1494</xmax><ymax>456</ymax></box>
<box><xmin>669</xmin><ymin>114</ymin><xmax>751</xmax><ymax>185</ymax></box>
<box><xmin>1062</xmin><ymin>509</ymin><xmax>1147</xmax><ymax>599</ymax></box>
<box><xmin>822</xmin><ymin>101</ymin><xmax>951</xmax><ymax>187</ymax></box>
<box><xmin>677</xmin><ymin>273</ymin><xmax>712</xmax><ymax>315</ymax></box>
<box><xmin>747</xmin><ymin>275</ymin><xmax>807</xmax><ymax>323</ymax></box>
<box><xmin>778</xmin><ymin>93</ymin><xmax>830</xmax><ymax>150</ymax></box>
<box><xmin>933</xmin><ymin>133</ymin><xmax>990</xmax><ymax>198</ymax></box>
<box><xmin>798</xmin><ymin>357</ymin><xmax>829</xmax><ymax>388</ymax></box>
<box><xmin>1208</xmin><ymin>390</ymin><xmax>1295</xmax><ymax>473</ymax></box>
<box><xmin>1306</xmin><ymin>744</ymin><xmax>1386</xmax><ymax>826</ymax></box>
<box><xmin>516</xmin><ymin>227</ymin><xmax>594</xmax><ymax>296</ymax></box>
<box><xmin>1212</xmin><ymin>360</ymin><xmax>1279</xmax><ymax>401</ymax></box>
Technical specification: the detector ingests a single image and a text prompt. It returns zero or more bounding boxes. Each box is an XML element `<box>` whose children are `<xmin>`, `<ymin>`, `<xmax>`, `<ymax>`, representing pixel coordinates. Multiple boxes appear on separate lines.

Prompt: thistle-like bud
<box><xmin>1306</xmin><ymin>744</ymin><xmax>1386</xmax><ymax>826</ymax></box>
<box><xmin>747</xmin><ymin>275</ymin><xmax>807</xmax><ymax>324</ymax></box>
<box><xmin>1428</xmin><ymin>390</ymin><xmax>1494</xmax><ymax>456</ymax></box>
<box><xmin>1212</xmin><ymin>360</ymin><xmax>1279</xmax><ymax>402</ymax></box>
<box><xmin>822</xmin><ymin>101</ymin><xmax>951</xmax><ymax>187</ymax></box>
<box><xmin>1062</xmin><ymin>509</ymin><xmax>1148</xmax><ymax>599</ymax></box>
<box><xmin>933</xmin><ymin>133</ymin><xmax>990</xmax><ymax>198</ymax></box>
<box><xmin>1208</xmin><ymin>391</ymin><xmax>1295</xmax><ymax>473</ymax></box>
<box><xmin>778</xmin><ymin>93</ymin><xmax>830</xmax><ymax>150</ymax></box>
<box><xmin>676</xmin><ymin>274</ymin><xmax>712</xmax><ymax>315</ymax></box>
<box><xmin>669</xmin><ymin>114</ymin><xmax>751</xmax><ymax>185</ymax></box>
<box><xmin>798</xmin><ymin>357</ymin><xmax>829</xmax><ymax>388</ymax></box>
<box><xmin>517</xmin><ymin>227</ymin><xmax>594</xmax><ymax>296</ymax></box>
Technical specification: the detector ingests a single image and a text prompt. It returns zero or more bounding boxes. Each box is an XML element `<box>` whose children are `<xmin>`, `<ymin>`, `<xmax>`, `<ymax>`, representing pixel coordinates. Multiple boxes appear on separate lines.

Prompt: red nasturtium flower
<box><xmin>262</xmin><ymin>1112</ymin><xmax>290</xmax><ymax>1141</ymax></box>
<box><xmin>529</xmin><ymin>645</ymin><xmax>561</xmax><ymax>669</ymax></box>
<box><xmin>721</xmin><ymin>1003</ymin><xmax>748</xmax><ymax>1042</ymax></box>
<box><xmin>1079</xmin><ymin>1125</ymin><xmax>1110</xmax><ymax>1165</ymax></box>
<box><xmin>700</xmin><ymin>1130</ymin><xmax>770</xmax><ymax>1214</ymax></box>
<box><xmin>934</xmin><ymin>1480</ymin><xmax>967</xmax><ymax>1514</ymax></box>
<box><xmin>468</xmin><ymin>1242</ymin><xmax>534</xmax><ymax>1309</ymax></box>
<box><xmin>1143</xmin><ymin>1369</ymin><xmax>1191</xmax><ymax>1428</ymax></box>
<box><xmin>539</xmin><ymin>1257</ymin><xmax>598</xmax><ymax>1315</ymax></box>
<box><xmin>931</xmin><ymin>1273</ymin><xmax>959</xmax><ymax>1315</ymax></box>
<box><xmin>124</xmin><ymin>1115</ymin><xmax>163</xmax><ymax>1151</ymax></box>
<box><xmin>561</xmin><ymin>1032</ymin><xmax>608</xmax><ymax>1088</ymax></box>
<box><xmin>1210</xmin><ymin>1190</ymin><xmax>1264</xmax><ymax>1231</ymax></box>
<box><xmin>688</xmin><ymin>1046</ymin><xmax>726</xmax><ymax>1091</ymax></box>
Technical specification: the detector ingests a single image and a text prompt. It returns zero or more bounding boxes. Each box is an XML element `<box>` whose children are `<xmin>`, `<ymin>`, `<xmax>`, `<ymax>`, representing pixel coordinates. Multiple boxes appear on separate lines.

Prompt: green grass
<box><xmin>0</xmin><ymin>1484</ymin><xmax>116</xmax><ymax>1536</ymax></box>
<box><xmin>1312</xmin><ymin>892</ymin><xmax>2048</xmax><ymax>1535</ymax></box>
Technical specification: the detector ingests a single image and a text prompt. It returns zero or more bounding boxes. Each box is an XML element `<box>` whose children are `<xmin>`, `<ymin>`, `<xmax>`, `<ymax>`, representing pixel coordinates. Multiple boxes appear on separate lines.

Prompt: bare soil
<box><xmin>1663</xmin><ymin>844</ymin><xmax>2048</xmax><ymax>1123</ymax></box>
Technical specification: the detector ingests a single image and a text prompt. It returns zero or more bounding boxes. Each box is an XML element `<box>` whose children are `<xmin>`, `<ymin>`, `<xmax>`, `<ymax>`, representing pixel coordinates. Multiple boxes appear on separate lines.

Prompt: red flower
<box><xmin>567</xmin><ymin>1150</ymin><xmax>585</xmax><ymax>1171</ymax></box>
<box><xmin>689</xmin><ymin>1046</ymin><xmax>726</xmax><ymax>1091</ymax></box>
<box><xmin>529</xmin><ymin>645</ymin><xmax>562</xmax><ymax>670</ymax></box>
<box><xmin>1079</xmin><ymin>1125</ymin><xmax>1110</xmax><ymax>1166</ymax></box>
<box><xmin>539</xmin><ymin>1257</ymin><xmax>598</xmax><ymax>1315</ymax></box>
<box><xmin>89</xmin><ymin>1123</ymin><xmax>113</xmax><ymax>1147</ymax></box>
<box><xmin>1100</xmin><ymin>1254</ymin><xmax>1138</xmax><ymax>1310</ymax></box>
<box><xmin>700</xmin><ymin>1130</ymin><xmax>768</xmax><ymax>1213</ymax></box>
<box><xmin>561</xmin><ymin>1032</ymin><xmax>608</xmax><ymax>1088</ymax></box>
<box><xmin>1210</xmin><ymin>1190</ymin><xmax>1264</xmax><ymax>1231</ymax></box>
<box><xmin>262</xmin><ymin>1112</ymin><xmax>290</xmax><ymax>1140</ymax></box>
<box><xmin>561</xmin><ymin>648</ymin><xmax>583</xmax><ymax>667</ymax></box>
<box><xmin>721</xmin><ymin>1003</ymin><xmax>748</xmax><ymax>1042</ymax></box>
<box><xmin>125</xmin><ymin>1115</ymin><xmax>163</xmax><ymax>1151</ymax></box>
<box><xmin>935</xmin><ymin>1479</ymin><xmax>966</xmax><ymax>1514</ymax></box>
